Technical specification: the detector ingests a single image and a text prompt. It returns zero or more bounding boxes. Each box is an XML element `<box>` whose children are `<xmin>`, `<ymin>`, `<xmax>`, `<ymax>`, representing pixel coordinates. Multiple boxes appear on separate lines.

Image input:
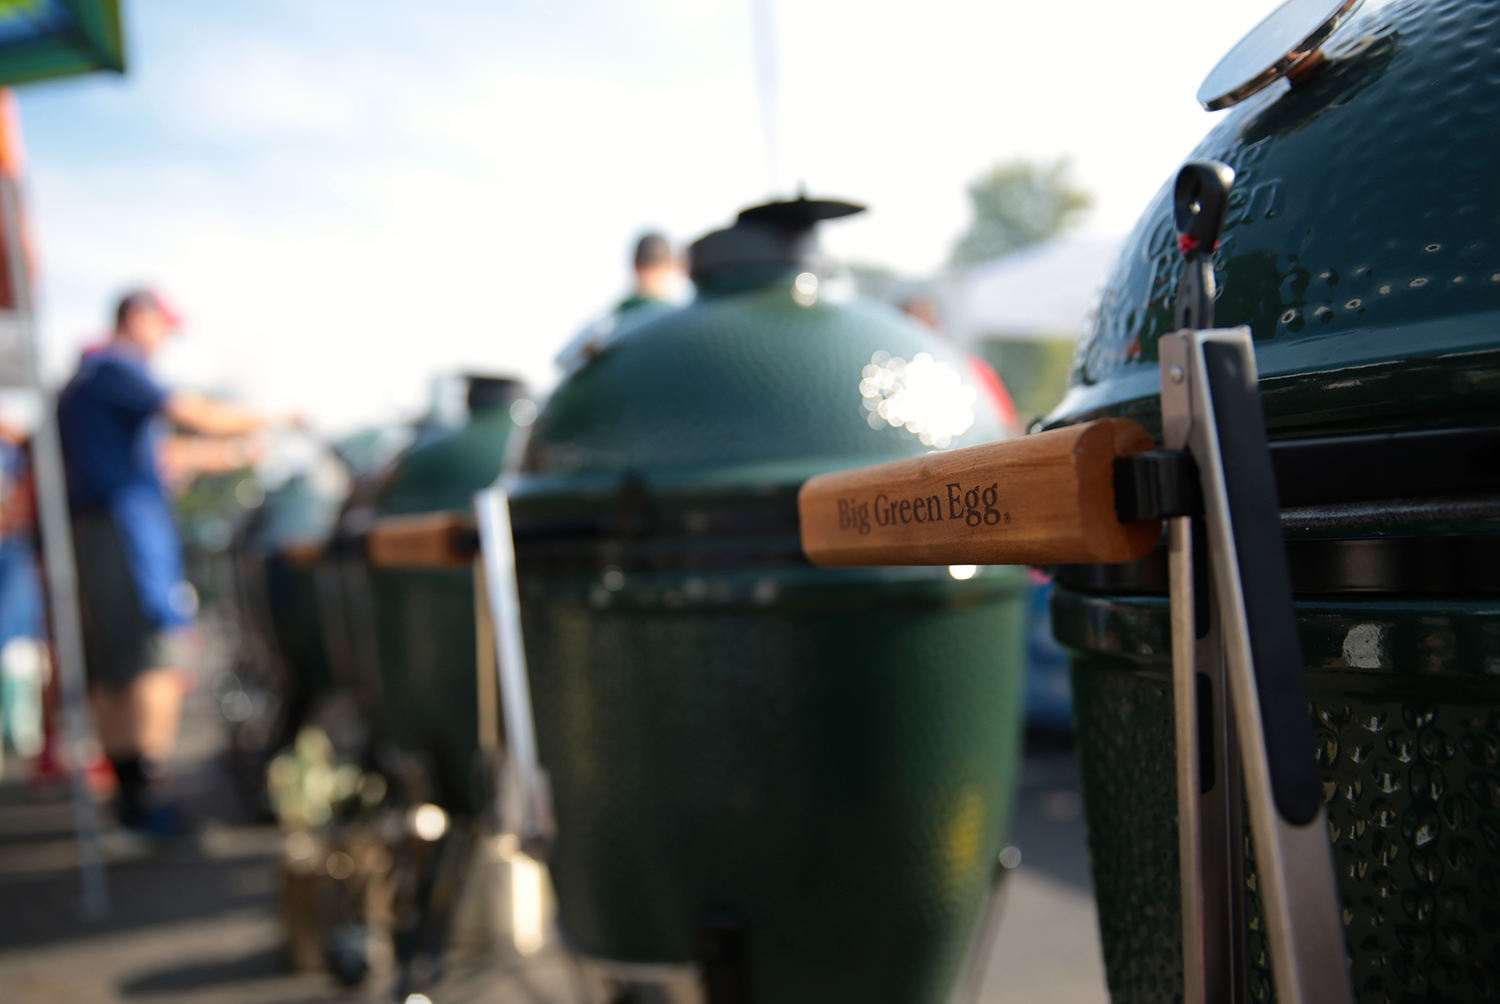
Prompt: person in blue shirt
<box><xmin>58</xmin><ymin>289</ymin><xmax>268</xmax><ymax>837</ymax></box>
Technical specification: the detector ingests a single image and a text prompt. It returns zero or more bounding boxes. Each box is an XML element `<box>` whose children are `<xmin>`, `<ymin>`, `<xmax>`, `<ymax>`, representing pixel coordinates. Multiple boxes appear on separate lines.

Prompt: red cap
<box><xmin>116</xmin><ymin>288</ymin><xmax>184</xmax><ymax>332</ymax></box>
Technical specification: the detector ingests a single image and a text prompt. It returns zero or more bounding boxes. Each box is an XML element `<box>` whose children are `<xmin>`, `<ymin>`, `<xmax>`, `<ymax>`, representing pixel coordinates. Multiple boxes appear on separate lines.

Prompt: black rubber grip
<box><xmin>1203</xmin><ymin>341</ymin><xmax>1322</xmax><ymax>827</ymax></box>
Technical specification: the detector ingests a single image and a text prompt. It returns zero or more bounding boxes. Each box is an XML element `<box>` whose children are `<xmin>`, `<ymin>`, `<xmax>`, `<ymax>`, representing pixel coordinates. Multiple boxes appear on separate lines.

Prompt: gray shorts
<box><xmin>73</xmin><ymin>511</ymin><xmax>185</xmax><ymax>687</ymax></box>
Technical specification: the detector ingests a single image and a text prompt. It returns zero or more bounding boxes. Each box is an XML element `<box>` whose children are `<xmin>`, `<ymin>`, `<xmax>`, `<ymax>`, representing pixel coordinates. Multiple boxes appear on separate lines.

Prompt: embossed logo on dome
<box><xmin>859</xmin><ymin>350</ymin><xmax>977</xmax><ymax>449</ymax></box>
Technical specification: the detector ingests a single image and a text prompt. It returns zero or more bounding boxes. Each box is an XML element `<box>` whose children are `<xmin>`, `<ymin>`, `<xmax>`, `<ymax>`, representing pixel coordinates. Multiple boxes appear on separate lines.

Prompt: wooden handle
<box><xmin>366</xmin><ymin>511</ymin><xmax>475</xmax><ymax>568</ymax></box>
<box><xmin>280</xmin><ymin>542</ymin><xmax>324</xmax><ymax>568</ymax></box>
<box><xmin>798</xmin><ymin>419</ymin><xmax>1161</xmax><ymax>567</ymax></box>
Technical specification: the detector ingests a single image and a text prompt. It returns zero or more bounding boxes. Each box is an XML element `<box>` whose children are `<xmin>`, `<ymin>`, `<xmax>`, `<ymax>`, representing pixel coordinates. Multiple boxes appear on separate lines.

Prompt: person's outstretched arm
<box><xmin>163</xmin><ymin>392</ymin><xmax>267</xmax><ymax>436</ymax></box>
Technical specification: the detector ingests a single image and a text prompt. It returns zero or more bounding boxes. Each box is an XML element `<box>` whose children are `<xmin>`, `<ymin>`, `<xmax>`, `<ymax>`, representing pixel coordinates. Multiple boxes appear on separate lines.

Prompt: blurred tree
<box><xmin>951</xmin><ymin>158</ymin><xmax>1092</xmax><ymax>268</ymax></box>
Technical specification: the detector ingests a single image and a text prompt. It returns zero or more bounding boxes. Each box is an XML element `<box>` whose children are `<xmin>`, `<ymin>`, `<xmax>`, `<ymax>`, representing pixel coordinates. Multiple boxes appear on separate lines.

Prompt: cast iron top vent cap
<box><xmin>465</xmin><ymin>374</ymin><xmax>525</xmax><ymax>414</ymax></box>
<box><xmin>1196</xmin><ymin>0</ymin><xmax>1363</xmax><ymax>110</ymax></box>
<box><xmin>689</xmin><ymin>196</ymin><xmax>865</xmax><ymax>289</ymax></box>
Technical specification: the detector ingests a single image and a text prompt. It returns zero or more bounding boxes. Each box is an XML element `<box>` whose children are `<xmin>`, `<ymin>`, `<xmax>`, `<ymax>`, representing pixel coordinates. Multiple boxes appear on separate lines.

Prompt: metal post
<box><xmin>1162</xmin><ymin>335</ymin><xmax>1241</xmax><ymax>1004</ymax></box>
<box><xmin>0</xmin><ymin>173</ymin><xmax>108</xmax><ymax>919</ymax></box>
<box><xmin>473</xmin><ymin>485</ymin><xmax>551</xmax><ymax>854</ymax></box>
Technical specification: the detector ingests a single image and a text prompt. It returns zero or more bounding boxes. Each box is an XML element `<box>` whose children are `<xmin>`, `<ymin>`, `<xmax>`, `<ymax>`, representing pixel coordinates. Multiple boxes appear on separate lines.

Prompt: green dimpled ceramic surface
<box><xmin>523</xmin><ymin>570</ymin><xmax>1026</xmax><ymax>1002</ymax></box>
<box><xmin>524</xmin><ymin>282</ymin><xmax>1000</xmax><ymax>481</ymax></box>
<box><xmin>1057</xmin><ymin>0</ymin><xmax>1500</xmax><ymax>440</ymax></box>
<box><xmin>1055</xmin><ymin>590</ymin><xmax>1500</xmax><ymax>1002</ymax></box>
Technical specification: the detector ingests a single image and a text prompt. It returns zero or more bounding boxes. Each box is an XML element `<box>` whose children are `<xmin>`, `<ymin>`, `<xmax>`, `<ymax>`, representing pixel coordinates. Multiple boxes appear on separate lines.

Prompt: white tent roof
<box><xmin>950</xmin><ymin>237</ymin><xmax>1123</xmax><ymax>344</ymax></box>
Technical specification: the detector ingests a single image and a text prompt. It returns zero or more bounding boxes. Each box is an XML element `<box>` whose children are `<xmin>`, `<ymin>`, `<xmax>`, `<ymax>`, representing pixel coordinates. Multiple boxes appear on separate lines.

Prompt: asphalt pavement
<box><xmin>0</xmin><ymin>687</ymin><xmax>1108</xmax><ymax>1004</ymax></box>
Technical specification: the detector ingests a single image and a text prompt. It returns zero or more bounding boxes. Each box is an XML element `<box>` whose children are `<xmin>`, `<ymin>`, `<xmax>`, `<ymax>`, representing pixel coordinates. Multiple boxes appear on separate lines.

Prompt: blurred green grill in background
<box><xmin>367</xmin><ymin>376</ymin><xmax>526</xmax><ymax>814</ymax></box>
<box><xmin>1047</xmin><ymin>1</ymin><xmax>1500</xmax><ymax>1000</ymax></box>
<box><xmin>510</xmin><ymin>198</ymin><xmax>1028</xmax><ymax>1004</ymax></box>
<box><xmin>223</xmin><ymin>445</ymin><xmax>351</xmax><ymax>803</ymax></box>
<box><xmin>247</xmin><ymin>473</ymin><xmax>345</xmax><ymax>717</ymax></box>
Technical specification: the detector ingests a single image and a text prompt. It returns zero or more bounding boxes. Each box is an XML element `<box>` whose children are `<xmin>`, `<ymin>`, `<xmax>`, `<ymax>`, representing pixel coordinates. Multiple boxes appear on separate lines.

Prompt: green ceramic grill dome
<box><xmin>1048</xmin><ymin>2</ymin><xmax>1500</xmax><ymax>1001</ymax></box>
<box><xmin>247</xmin><ymin>473</ymin><xmax>344</xmax><ymax>704</ymax></box>
<box><xmin>1062</xmin><ymin>0</ymin><xmax>1500</xmax><ymax>435</ymax></box>
<box><xmin>367</xmin><ymin>377</ymin><xmax>525</xmax><ymax>813</ymax></box>
<box><xmin>511</xmin><ymin>198</ymin><xmax>1028</xmax><ymax>1004</ymax></box>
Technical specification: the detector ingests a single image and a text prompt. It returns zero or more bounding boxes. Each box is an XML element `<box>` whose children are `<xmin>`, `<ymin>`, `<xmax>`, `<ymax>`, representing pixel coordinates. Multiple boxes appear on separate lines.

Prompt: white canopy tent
<box><xmin>949</xmin><ymin>237</ymin><xmax>1123</xmax><ymax>346</ymax></box>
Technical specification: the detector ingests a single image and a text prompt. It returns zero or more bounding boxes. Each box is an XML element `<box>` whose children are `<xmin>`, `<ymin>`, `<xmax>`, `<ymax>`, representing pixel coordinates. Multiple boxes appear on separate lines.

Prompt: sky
<box><xmin>13</xmin><ymin>0</ymin><xmax>1289</xmax><ymax>431</ymax></box>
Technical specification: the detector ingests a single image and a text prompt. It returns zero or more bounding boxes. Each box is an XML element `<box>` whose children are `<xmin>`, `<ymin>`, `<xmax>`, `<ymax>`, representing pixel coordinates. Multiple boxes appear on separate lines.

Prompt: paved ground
<box><xmin>0</xmin><ymin>687</ymin><xmax>1109</xmax><ymax>1004</ymax></box>
<box><xmin>979</xmin><ymin>749</ymin><xmax>1109</xmax><ymax>1004</ymax></box>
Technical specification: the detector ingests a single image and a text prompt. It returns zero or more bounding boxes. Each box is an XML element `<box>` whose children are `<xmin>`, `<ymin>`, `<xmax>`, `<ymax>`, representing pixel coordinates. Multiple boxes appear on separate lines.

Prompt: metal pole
<box><xmin>0</xmin><ymin>173</ymin><xmax>108</xmax><ymax>919</ymax></box>
<box><xmin>473</xmin><ymin>485</ymin><xmax>551</xmax><ymax>854</ymax></box>
<box><xmin>749</xmin><ymin>0</ymin><xmax>780</xmax><ymax>194</ymax></box>
<box><xmin>1162</xmin><ymin>336</ymin><xmax>1241</xmax><ymax>1004</ymax></box>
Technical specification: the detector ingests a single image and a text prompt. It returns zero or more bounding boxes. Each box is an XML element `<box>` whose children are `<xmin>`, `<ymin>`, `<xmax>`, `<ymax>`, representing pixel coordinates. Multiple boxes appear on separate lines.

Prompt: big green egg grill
<box><xmin>506</xmin><ymin>197</ymin><xmax>1029</xmax><ymax>1004</ymax></box>
<box><xmin>795</xmin><ymin>1</ymin><xmax>1500</xmax><ymax>1000</ymax></box>
<box><xmin>1046</xmin><ymin>1</ymin><xmax>1500</xmax><ymax>1000</ymax></box>
<box><xmin>363</xmin><ymin>377</ymin><xmax>527</xmax><ymax>815</ymax></box>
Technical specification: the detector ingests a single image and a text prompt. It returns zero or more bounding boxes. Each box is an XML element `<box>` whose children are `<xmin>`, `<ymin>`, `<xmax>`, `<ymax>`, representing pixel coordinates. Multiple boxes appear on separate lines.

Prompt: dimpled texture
<box><xmin>1054</xmin><ymin>588</ymin><xmax>1500</xmax><ymax>1003</ymax></box>
<box><xmin>1316</xmin><ymin>694</ymin><xmax>1500</xmax><ymax>1002</ymax></box>
<box><xmin>522</xmin><ymin>569</ymin><xmax>1027</xmax><ymax>1004</ymax></box>
<box><xmin>1058</xmin><ymin>0</ymin><xmax>1500</xmax><ymax>434</ymax></box>
<box><xmin>523</xmin><ymin>281</ymin><xmax>1007</xmax><ymax>477</ymax></box>
<box><xmin>1068</xmin><ymin>654</ymin><xmax>1184</xmax><ymax>1004</ymax></box>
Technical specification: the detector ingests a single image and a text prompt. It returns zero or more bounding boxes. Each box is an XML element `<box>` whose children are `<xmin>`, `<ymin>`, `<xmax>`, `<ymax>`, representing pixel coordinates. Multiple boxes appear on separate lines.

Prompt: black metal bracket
<box><xmin>1114</xmin><ymin>450</ymin><xmax>1202</xmax><ymax>521</ymax></box>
